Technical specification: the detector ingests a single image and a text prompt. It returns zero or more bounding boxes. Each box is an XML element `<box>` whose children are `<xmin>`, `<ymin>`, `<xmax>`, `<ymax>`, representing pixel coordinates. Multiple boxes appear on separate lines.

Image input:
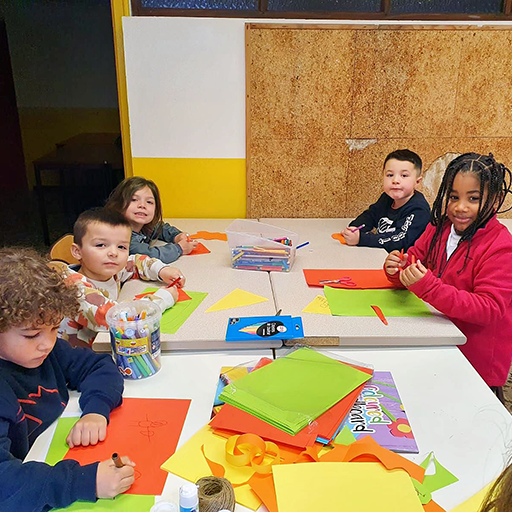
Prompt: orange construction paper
<box><xmin>177</xmin><ymin>288</ymin><xmax>192</xmax><ymax>302</ymax></box>
<box><xmin>190</xmin><ymin>231</ymin><xmax>228</xmax><ymax>241</ymax></box>
<box><xmin>64</xmin><ymin>398</ymin><xmax>190</xmax><ymax>495</ymax></box>
<box><xmin>226</xmin><ymin>434</ymin><xmax>281</xmax><ymax>474</ymax></box>
<box><xmin>303</xmin><ymin>269</ymin><xmax>395</xmax><ymax>289</ymax></box>
<box><xmin>331</xmin><ymin>233</ymin><xmax>347</xmax><ymax>245</ymax></box>
<box><xmin>423</xmin><ymin>500</ymin><xmax>446</xmax><ymax>512</ymax></box>
<box><xmin>319</xmin><ymin>436</ymin><xmax>425</xmax><ymax>483</ymax></box>
<box><xmin>187</xmin><ymin>242</ymin><xmax>211</xmax><ymax>255</ymax></box>
<box><xmin>248</xmin><ymin>473</ymin><xmax>278</xmax><ymax>512</ymax></box>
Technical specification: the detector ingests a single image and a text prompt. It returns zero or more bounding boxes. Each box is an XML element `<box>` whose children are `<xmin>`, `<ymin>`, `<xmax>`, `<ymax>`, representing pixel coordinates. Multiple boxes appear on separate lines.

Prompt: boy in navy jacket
<box><xmin>0</xmin><ymin>248</ymin><xmax>134</xmax><ymax>511</ymax></box>
<box><xmin>343</xmin><ymin>149</ymin><xmax>430</xmax><ymax>252</ymax></box>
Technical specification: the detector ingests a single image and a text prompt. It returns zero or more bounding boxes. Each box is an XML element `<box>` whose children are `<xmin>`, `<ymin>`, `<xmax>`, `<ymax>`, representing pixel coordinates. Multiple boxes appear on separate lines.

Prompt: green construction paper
<box><xmin>334</xmin><ymin>425</ymin><xmax>357</xmax><ymax>446</ymax></box>
<box><xmin>420</xmin><ymin>452</ymin><xmax>459</xmax><ymax>493</ymax></box>
<box><xmin>143</xmin><ymin>288</ymin><xmax>208</xmax><ymax>334</ymax></box>
<box><xmin>52</xmin><ymin>494</ymin><xmax>155</xmax><ymax>511</ymax></box>
<box><xmin>324</xmin><ymin>287</ymin><xmax>432</xmax><ymax>317</ymax></box>
<box><xmin>219</xmin><ymin>347</ymin><xmax>372</xmax><ymax>435</ymax></box>
<box><xmin>45</xmin><ymin>416</ymin><xmax>80</xmax><ymax>466</ymax></box>
<box><xmin>412</xmin><ymin>478</ymin><xmax>432</xmax><ymax>505</ymax></box>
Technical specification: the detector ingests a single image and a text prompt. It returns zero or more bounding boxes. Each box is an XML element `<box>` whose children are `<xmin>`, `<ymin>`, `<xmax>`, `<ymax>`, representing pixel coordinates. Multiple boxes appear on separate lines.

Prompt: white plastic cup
<box><xmin>150</xmin><ymin>502</ymin><xmax>178</xmax><ymax>512</ymax></box>
<box><xmin>106</xmin><ymin>300</ymin><xmax>162</xmax><ymax>379</ymax></box>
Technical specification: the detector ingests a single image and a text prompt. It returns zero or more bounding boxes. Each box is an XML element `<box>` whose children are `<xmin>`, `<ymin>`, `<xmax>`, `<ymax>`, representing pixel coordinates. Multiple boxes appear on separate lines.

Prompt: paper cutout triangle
<box><xmin>188</xmin><ymin>242</ymin><xmax>210</xmax><ymax>255</ymax></box>
<box><xmin>205</xmin><ymin>288</ymin><xmax>268</xmax><ymax>313</ymax></box>
<box><xmin>420</xmin><ymin>452</ymin><xmax>459</xmax><ymax>493</ymax></box>
<box><xmin>302</xmin><ymin>295</ymin><xmax>331</xmax><ymax>315</ymax></box>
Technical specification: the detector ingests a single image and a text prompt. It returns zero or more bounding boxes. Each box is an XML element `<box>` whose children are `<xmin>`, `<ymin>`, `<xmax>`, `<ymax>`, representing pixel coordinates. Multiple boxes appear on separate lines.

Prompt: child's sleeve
<box><xmin>159</xmin><ymin>223</ymin><xmax>182</xmax><ymax>243</ymax></box>
<box><xmin>0</xmin><ymin>395</ymin><xmax>98</xmax><ymax>510</ymax></box>
<box><xmin>360</xmin><ymin>207</ymin><xmax>431</xmax><ymax>252</ymax></box>
<box><xmin>348</xmin><ymin>196</ymin><xmax>383</xmax><ymax>232</ymax></box>
<box><xmin>130</xmin><ymin>236</ymin><xmax>183</xmax><ymax>264</ymax></box>
<box><xmin>409</xmin><ymin>245</ymin><xmax>512</xmax><ymax>325</ymax></box>
<box><xmin>55</xmin><ymin>339</ymin><xmax>123</xmax><ymax>420</ymax></box>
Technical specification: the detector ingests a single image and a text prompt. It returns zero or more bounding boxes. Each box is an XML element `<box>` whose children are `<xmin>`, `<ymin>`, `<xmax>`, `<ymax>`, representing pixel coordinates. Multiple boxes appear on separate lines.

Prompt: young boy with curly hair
<box><xmin>0</xmin><ymin>248</ymin><xmax>134</xmax><ymax>511</ymax></box>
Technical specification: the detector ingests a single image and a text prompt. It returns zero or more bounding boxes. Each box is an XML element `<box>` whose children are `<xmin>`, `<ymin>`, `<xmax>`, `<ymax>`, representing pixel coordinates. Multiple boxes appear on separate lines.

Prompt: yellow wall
<box><xmin>132</xmin><ymin>157</ymin><xmax>246</xmax><ymax>218</ymax></box>
<box><xmin>19</xmin><ymin>107</ymin><xmax>120</xmax><ymax>188</ymax></box>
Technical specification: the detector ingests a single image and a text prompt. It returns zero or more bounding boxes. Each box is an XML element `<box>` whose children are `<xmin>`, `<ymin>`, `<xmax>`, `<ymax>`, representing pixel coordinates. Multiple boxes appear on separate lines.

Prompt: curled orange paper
<box><xmin>225</xmin><ymin>434</ymin><xmax>280</xmax><ymax>475</ymax></box>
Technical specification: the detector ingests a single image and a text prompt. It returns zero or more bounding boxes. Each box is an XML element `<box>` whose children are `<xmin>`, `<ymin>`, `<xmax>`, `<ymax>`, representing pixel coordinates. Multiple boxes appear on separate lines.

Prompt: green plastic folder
<box><xmin>324</xmin><ymin>287</ymin><xmax>432</xmax><ymax>317</ymax></box>
<box><xmin>144</xmin><ymin>288</ymin><xmax>208</xmax><ymax>334</ymax></box>
<box><xmin>219</xmin><ymin>347</ymin><xmax>372</xmax><ymax>435</ymax></box>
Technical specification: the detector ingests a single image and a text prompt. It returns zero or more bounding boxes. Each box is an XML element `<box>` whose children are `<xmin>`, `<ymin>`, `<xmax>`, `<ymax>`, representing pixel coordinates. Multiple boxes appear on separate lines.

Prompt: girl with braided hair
<box><xmin>384</xmin><ymin>153</ymin><xmax>512</xmax><ymax>397</ymax></box>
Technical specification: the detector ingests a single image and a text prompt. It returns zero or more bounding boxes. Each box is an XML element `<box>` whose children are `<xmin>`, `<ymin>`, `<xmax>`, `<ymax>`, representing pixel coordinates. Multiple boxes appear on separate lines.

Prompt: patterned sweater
<box><xmin>58</xmin><ymin>254</ymin><xmax>175</xmax><ymax>348</ymax></box>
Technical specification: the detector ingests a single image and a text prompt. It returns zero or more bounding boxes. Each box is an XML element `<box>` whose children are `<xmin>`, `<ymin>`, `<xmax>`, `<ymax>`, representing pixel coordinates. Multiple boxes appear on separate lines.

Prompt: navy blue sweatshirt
<box><xmin>0</xmin><ymin>339</ymin><xmax>124</xmax><ymax>512</ymax></box>
<box><xmin>349</xmin><ymin>191</ymin><xmax>431</xmax><ymax>253</ymax></box>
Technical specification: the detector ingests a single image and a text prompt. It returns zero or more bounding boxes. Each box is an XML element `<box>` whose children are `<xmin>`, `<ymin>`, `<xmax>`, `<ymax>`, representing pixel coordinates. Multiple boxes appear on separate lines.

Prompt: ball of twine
<box><xmin>196</xmin><ymin>476</ymin><xmax>235</xmax><ymax>512</ymax></box>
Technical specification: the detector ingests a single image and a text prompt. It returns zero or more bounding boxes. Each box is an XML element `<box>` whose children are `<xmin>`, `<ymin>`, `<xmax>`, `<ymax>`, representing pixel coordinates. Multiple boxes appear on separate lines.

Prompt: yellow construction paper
<box><xmin>205</xmin><ymin>288</ymin><xmax>268</xmax><ymax>313</ymax></box>
<box><xmin>449</xmin><ymin>481</ymin><xmax>494</xmax><ymax>512</ymax></box>
<box><xmin>273</xmin><ymin>462</ymin><xmax>424</xmax><ymax>512</ymax></box>
<box><xmin>161</xmin><ymin>425</ymin><xmax>261</xmax><ymax>510</ymax></box>
<box><xmin>302</xmin><ymin>295</ymin><xmax>332</xmax><ymax>315</ymax></box>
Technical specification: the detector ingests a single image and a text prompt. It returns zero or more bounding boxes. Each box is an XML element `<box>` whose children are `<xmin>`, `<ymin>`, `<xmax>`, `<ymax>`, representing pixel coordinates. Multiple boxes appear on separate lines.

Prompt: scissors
<box><xmin>319</xmin><ymin>277</ymin><xmax>357</xmax><ymax>287</ymax></box>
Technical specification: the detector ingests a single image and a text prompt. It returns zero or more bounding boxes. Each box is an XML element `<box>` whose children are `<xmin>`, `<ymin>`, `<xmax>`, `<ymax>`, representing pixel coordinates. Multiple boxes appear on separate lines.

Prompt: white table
<box><xmin>26</xmin><ymin>350</ymin><xmax>274</xmax><ymax>511</ymax></box>
<box><xmin>261</xmin><ymin>219</ymin><xmax>465</xmax><ymax>347</ymax></box>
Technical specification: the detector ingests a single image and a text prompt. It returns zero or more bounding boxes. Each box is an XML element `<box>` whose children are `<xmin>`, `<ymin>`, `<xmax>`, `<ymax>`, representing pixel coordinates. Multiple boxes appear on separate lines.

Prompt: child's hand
<box><xmin>399</xmin><ymin>259</ymin><xmax>427</xmax><ymax>287</ymax></box>
<box><xmin>174</xmin><ymin>232</ymin><xmax>189</xmax><ymax>243</ymax></box>
<box><xmin>342</xmin><ymin>227</ymin><xmax>360</xmax><ymax>246</ymax></box>
<box><xmin>66</xmin><ymin>413</ymin><xmax>107</xmax><ymax>448</ymax></box>
<box><xmin>96</xmin><ymin>456</ymin><xmax>136</xmax><ymax>499</ymax></box>
<box><xmin>178</xmin><ymin>239</ymin><xmax>198</xmax><ymax>255</ymax></box>
<box><xmin>158</xmin><ymin>267</ymin><xmax>186</xmax><ymax>287</ymax></box>
<box><xmin>384</xmin><ymin>250</ymin><xmax>407</xmax><ymax>276</ymax></box>
<box><xmin>167</xmin><ymin>285</ymin><xmax>179</xmax><ymax>302</ymax></box>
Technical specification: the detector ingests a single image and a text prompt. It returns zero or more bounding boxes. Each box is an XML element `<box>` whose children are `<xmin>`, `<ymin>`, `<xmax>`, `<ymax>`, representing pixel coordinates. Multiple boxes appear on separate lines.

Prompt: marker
<box><xmin>166</xmin><ymin>275</ymin><xmax>184</xmax><ymax>288</ymax></box>
<box><xmin>186</xmin><ymin>233</ymin><xmax>191</xmax><ymax>243</ymax></box>
<box><xmin>349</xmin><ymin>224</ymin><xmax>365</xmax><ymax>232</ymax></box>
<box><xmin>112</xmin><ymin>452</ymin><xmax>124</xmax><ymax>468</ymax></box>
<box><xmin>276</xmin><ymin>309</ymin><xmax>282</xmax><ymax>316</ymax></box>
<box><xmin>296</xmin><ymin>241</ymin><xmax>310</xmax><ymax>249</ymax></box>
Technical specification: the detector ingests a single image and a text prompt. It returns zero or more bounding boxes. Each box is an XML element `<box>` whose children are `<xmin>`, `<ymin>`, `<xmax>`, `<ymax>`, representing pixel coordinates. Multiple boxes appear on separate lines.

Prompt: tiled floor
<box><xmin>2</xmin><ymin>193</ymin><xmax>512</xmax><ymax>412</ymax></box>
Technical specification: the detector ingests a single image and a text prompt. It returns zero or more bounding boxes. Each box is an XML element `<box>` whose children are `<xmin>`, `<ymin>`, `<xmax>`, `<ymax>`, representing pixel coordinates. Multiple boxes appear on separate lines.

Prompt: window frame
<box><xmin>132</xmin><ymin>0</ymin><xmax>512</xmax><ymax>19</ymax></box>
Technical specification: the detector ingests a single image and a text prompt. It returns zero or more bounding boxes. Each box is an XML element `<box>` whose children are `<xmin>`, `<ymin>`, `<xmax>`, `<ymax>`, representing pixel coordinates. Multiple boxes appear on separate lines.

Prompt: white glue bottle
<box><xmin>179</xmin><ymin>482</ymin><xmax>199</xmax><ymax>512</ymax></box>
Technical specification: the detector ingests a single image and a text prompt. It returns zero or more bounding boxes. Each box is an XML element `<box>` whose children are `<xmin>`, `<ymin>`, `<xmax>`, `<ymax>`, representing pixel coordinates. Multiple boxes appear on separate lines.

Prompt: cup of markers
<box><xmin>106</xmin><ymin>300</ymin><xmax>162</xmax><ymax>379</ymax></box>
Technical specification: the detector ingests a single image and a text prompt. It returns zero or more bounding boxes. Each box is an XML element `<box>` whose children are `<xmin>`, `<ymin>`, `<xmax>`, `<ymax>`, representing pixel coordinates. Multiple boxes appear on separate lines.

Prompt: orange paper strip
<box><xmin>303</xmin><ymin>269</ymin><xmax>395</xmax><ymax>289</ymax></box>
<box><xmin>371</xmin><ymin>304</ymin><xmax>389</xmax><ymax>325</ymax></box>
<box><xmin>190</xmin><ymin>231</ymin><xmax>228</xmax><ymax>241</ymax></box>
<box><xmin>248</xmin><ymin>474</ymin><xmax>279</xmax><ymax>512</ymax></box>
<box><xmin>225</xmin><ymin>434</ymin><xmax>280</xmax><ymax>475</ymax></box>
<box><xmin>331</xmin><ymin>233</ymin><xmax>347</xmax><ymax>245</ymax></box>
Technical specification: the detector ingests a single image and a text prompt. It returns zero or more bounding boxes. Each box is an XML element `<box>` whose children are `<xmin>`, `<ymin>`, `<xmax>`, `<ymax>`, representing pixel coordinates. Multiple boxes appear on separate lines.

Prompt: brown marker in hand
<box><xmin>112</xmin><ymin>452</ymin><xmax>124</xmax><ymax>468</ymax></box>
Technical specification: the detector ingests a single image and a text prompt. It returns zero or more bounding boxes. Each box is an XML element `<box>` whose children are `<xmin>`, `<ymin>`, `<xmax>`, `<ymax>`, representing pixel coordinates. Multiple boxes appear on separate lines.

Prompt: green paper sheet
<box><xmin>52</xmin><ymin>494</ymin><xmax>155</xmax><ymax>511</ymax></box>
<box><xmin>219</xmin><ymin>347</ymin><xmax>372</xmax><ymax>435</ymax></box>
<box><xmin>324</xmin><ymin>287</ymin><xmax>432</xmax><ymax>317</ymax></box>
<box><xmin>334</xmin><ymin>425</ymin><xmax>357</xmax><ymax>446</ymax></box>
<box><xmin>412</xmin><ymin>478</ymin><xmax>433</xmax><ymax>505</ymax></box>
<box><xmin>143</xmin><ymin>288</ymin><xmax>208</xmax><ymax>334</ymax></box>
<box><xmin>420</xmin><ymin>452</ymin><xmax>459</xmax><ymax>493</ymax></box>
<box><xmin>45</xmin><ymin>416</ymin><xmax>80</xmax><ymax>466</ymax></box>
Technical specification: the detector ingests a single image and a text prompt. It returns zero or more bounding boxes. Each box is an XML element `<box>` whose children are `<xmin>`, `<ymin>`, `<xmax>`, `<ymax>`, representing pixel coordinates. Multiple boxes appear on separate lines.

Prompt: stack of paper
<box><xmin>219</xmin><ymin>347</ymin><xmax>372</xmax><ymax>435</ymax></box>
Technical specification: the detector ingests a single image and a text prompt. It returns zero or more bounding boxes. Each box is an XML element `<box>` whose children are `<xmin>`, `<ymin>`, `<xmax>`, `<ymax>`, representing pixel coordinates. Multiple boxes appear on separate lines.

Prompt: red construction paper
<box><xmin>64</xmin><ymin>397</ymin><xmax>190</xmax><ymax>495</ymax></box>
<box><xmin>190</xmin><ymin>231</ymin><xmax>228</xmax><ymax>241</ymax></box>
<box><xmin>187</xmin><ymin>242</ymin><xmax>211</xmax><ymax>255</ymax></box>
<box><xmin>177</xmin><ymin>288</ymin><xmax>192</xmax><ymax>302</ymax></box>
<box><xmin>331</xmin><ymin>233</ymin><xmax>347</xmax><ymax>245</ymax></box>
<box><xmin>303</xmin><ymin>269</ymin><xmax>395</xmax><ymax>289</ymax></box>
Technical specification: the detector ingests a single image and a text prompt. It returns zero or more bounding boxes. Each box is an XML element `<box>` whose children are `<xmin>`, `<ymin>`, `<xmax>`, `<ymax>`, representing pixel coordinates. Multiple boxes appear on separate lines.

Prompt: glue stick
<box><xmin>179</xmin><ymin>483</ymin><xmax>198</xmax><ymax>512</ymax></box>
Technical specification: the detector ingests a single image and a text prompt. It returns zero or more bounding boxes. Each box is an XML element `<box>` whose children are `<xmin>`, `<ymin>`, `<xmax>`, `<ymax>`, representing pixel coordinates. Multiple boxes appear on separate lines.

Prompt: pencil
<box><xmin>112</xmin><ymin>452</ymin><xmax>124</xmax><ymax>468</ymax></box>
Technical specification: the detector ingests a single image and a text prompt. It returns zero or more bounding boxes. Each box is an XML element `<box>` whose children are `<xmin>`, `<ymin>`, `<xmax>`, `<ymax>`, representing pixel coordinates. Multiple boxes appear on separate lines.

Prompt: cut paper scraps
<box><xmin>190</xmin><ymin>231</ymin><xmax>228</xmax><ymax>241</ymax></box>
<box><xmin>219</xmin><ymin>347</ymin><xmax>372</xmax><ymax>435</ymax></box>
<box><xmin>303</xmin><ymin>268</ymin><xmax>394</xmax><ymax>289</ymax></box>
<box><xmin>159</xmin><ymin>291</ymin><xmax>208</xmax><ymax>333</ymax></box>
<box><xmin>331</xmin><ymin>232</ymin><xmax>346</xmax><ymax>244</ymax></box>
<box><xmin>324</xmin><ymin>287</ymin><xmax>433</xmax><ymax>317</ymax></box>
<box><xmin>273</xmin><ymin>462</ymin><xmax>424</xmax><ymax>512</ymax></box>
<box><xmin>302</xmin><ymin>295</ymin><xmax>331</xmax><ymax>315</ymax></box>
<box><xmin>205</xmin><ymin>288</ymin><xmax>268</xmax><ymax>313</ymax></box>
<box><xmin>188</xmin><ymin>242</ymin><xmax>210</xmax><ymax>255</ymax></box>
<box><xmin>52</xmin><ymin>494</ymin><xmax>155</xmax><ymax>511</ymax></box>
<box><xmin>420</xmin><ymin>452</ymin><xmax>459</xmax><ymax>493</ymax></box>
<box><xmin>46</xmin><ymin>398</ymin><xmax>190</xmax><ymax>496</ymax></box>
<box><xmin>161</xmin><ymin>425</ymin><xmax>262</xmax><ymax>510</ymax></box>
<box><xmin>225</xmin><ymin>433</ymin><xmax>280</xmax><ymax>475</ymax></box>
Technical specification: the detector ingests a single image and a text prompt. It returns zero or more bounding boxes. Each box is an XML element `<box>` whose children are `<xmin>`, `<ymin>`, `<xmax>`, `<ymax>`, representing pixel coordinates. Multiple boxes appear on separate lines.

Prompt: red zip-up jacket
<box><xmin>387</xmin><ymin>216</ymin><xmax>512</xmax><ymax>386</ymax></box>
